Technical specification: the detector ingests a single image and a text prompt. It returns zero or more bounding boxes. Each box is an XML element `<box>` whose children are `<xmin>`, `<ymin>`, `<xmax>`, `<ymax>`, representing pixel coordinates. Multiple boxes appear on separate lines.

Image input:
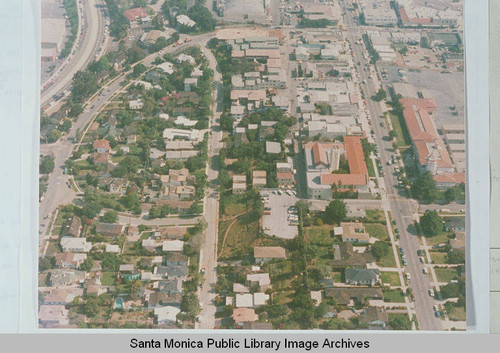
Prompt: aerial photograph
<box><xmin>38</xmin><ymin>0</ymin><xmax>466</xmax><ymax>330</ymax></box>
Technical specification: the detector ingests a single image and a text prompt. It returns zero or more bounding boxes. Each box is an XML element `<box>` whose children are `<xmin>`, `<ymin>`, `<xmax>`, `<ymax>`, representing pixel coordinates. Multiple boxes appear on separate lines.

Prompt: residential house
<box><xmin>38</xmin><ymin>305</ymin><xmax>69</xmax><ymax>327</ymax></box>
<box><xmin>253</xmin><ymin>246</ymin><xmax>287</xmax><ymax>264</ymax></box>
<box><xmin>344</xmin><ymin>269</ymin><xmax>380</xmax><ymax>286</ymax></box>
<box><xmin>277</xmin><ymin>172</ymin><xmax>294</xmax><ymax>187</ymax></box>
<box><xmin>339</xmin><ymin>222</ymin><xmax>370</xmax><ymax>243</ymax></box>
<box><xmin>162</xmin><ymin>240</ymin><xmax>184</xmax><ymax>253</ymax></box>
<box><xmin>96</xmin><ymin>222</ymin><xmax>124</xmax><ymax>237</ymax></box>
<box><xmin>246</xmin><ymin>273</ymin><xmax>271</xmax><ymax>291</ymax></box>
<box><xmin>359</xmin><ymin>307</ymin><xmax>388</xmax><ymax>329</ymax></box>
<box><xmin>233</xmin><ymin>308</ymin><xmax>257</xmax><ymax>327</ymax></box>
<box><xmin>165</xmin><ymin>253</ymin><xmax>188</xmax><ymax>266</ymax></box>
<box><xmin>49</xmin><ymin>269</ymin><xmax>86</xmax><ymax>287</ymax></box>
<box><xmin>62</xmin><ymin>216</ymin><xmax>81</xmax><ymax>237</ymax></box>
<box><xmin>155</xmin><ymin>305</ymin><xmax>180</xmax><ymax>325</ymax></box>
<box><xmin>252</xmin><ymin>170</ymin><xmax>267</xmax><ymax>190</ymax></box>
<box><xmin>119</xmin><ymin>264</ymin><xmax>141</xmax><ymax>280</ymax></box>
<box><xmin>324</xmin><ymin>287</ymin><xmax>383</xmax><ymax>306</ymax></box>
<box><xmin>93</xmin><ymin>139</ymin><xmax>111</xmax><ymax>153</ymax></box>
<box><xmin>43</xmin><ymin>288</ymin><xmax>76</xmax><ymax>305</ymax></box>
<box><xmin>232</xmin><ymin>175</ymin><xmax>247</xmax><ymax>194</ymax></box>
<box><xmin>60</xmin><ymin>238</ymin><xmax>92</xmax><ymax>253</ymax></box>
<box><xmin>54</xmin><ymin>252</ymin><xmax>87</xmax><ymax>269</ymax></box>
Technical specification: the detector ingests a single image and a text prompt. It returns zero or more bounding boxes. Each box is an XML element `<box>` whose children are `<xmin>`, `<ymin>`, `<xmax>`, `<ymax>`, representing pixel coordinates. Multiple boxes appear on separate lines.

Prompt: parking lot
<box><xmin>261</xmin><ymin>191</ymin><xmax>298</xmax><ymax>239</ymax></box>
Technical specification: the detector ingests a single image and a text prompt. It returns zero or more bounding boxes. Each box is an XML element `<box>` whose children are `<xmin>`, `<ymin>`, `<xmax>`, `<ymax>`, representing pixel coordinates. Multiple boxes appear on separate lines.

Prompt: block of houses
<box><xmin>344</xmin><ymin>268</ymin><xmax>380</xmax><ymax>286</ymax></box>
<box><xmin>55</xmin><ymin>252</ymin><xmax>87</xmax><ymax>269</ymax></box>
<box><xmin>60</xmin><ymin>237</ymin><xmax>92</xmax><ymax>253</ymax></box>
<box><xmin>155</xmin><ymin>305</ymin><xmax>180</xmax><ymax>325</ymax></box>
<box><xmin>232</xmin><ymin>174</ymin><xmax>247</xmax><ymax>194</ymax></box>
<box><xmin>253</xmin><ymin>246</ymin><xmax>287</xmax><ymax>264</ymax></box>
<box><xmin>38</xmin><ymin>305</ymin><xmax>69</xmax><ymax>327</ymax></box>
<box><xmin>252</xmin><ymin>170</ymin><xmax>267</xmax><ymax>190</ymax></box>
<box><xmin>339</xmin><ymin>222</ymin><xmax>370</xmax><ymax>243</ymax></box>
<box><xmin>96</xmin><ymin>222</ymin><xmax>124</xmax><ymax>237</ymax></box>
<box><xmin>246</xmin><ymin>273</ymin><xmax>271</xmax><ymax>291</ymax></box>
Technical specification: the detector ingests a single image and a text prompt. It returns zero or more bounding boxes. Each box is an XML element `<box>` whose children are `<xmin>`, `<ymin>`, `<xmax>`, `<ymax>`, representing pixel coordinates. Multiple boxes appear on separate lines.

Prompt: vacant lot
<box><xmin>381</xmin><ymin>271</ymin><xmax>402</xmax><ymax>287</ymax></box>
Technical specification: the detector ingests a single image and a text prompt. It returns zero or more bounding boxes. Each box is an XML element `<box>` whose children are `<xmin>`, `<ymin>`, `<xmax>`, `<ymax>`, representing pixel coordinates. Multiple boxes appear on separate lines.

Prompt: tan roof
<box><xmin>254</xmin><ymin>246</ymin><xmax>287</xmax><ymax>259</ymax></box>
<box><xmin>93</xmin><ymin>139</ymin><xmax>111</xmax><ymax>151</ymax></box>
<box><xmin>232</xmin><ymin>308</ymin><xmax>257</xmax><ymax>322</ymax></box>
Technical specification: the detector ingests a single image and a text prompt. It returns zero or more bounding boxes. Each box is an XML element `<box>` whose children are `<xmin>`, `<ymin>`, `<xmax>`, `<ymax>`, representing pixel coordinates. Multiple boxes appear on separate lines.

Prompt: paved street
<box><xmin>342</xmin><ymin>0</ymin><xmax>443</xmax><ymax>330</ymax></box>
<box><xmin>41</xmin><ymin>0</ymin><xmax>108</xmax><ymax>108</ymax></box>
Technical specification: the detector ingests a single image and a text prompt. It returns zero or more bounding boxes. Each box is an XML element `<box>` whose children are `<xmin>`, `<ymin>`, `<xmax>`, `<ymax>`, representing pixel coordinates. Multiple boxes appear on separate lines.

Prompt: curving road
<box><xmin>41</xmin><ymin>0</ymin><xmax>107</xmax><ymax>108</ymax></box>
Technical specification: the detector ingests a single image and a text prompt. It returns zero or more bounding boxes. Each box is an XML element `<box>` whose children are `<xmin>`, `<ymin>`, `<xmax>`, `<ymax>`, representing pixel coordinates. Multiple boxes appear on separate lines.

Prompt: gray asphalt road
<box><xmin>342</xmin><ymin>3</ymin><xmax>443</xmax><ymax>331</ymax></box>
<box><xmin>41</xmin><ymin>0</ymin><xmax>107</xmax><ymax>108</ymax></box>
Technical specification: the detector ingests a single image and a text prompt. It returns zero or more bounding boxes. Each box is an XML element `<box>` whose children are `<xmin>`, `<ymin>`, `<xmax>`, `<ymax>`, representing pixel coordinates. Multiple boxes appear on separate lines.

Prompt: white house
<box><xmin>129</xmin><ymin>99</ymin><xmax>144</xmax><ymax>110</ymax></box>
<box><xmin>162</xmin><ymin>240</ymin><xmax>184</xmax><ymax>252</ymax></box>
<box><xmin>154</xmin><ymin>305</ymin><xmax>181</xmax><ymax>325</ymax></box>
<box><xmin>60</xmin><ymin>238</ymin><xmax>92</xmax><ymax>253</ymax></box>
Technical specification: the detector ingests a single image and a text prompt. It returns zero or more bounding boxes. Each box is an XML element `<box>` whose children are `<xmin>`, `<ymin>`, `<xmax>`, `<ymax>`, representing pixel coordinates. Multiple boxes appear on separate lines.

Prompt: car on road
<box><xmin>428</xmin><ymin>289</ymin><xmax>435</xmax><ymax>297</ymax></box>
<box><xmin>196</xmin><ymin>316</ymin><xmax>202</xmax><ymax>323</ymax></box>
<box><xmin>392</xmin><ymin>220</ymin><xmax>397</xmax><ymax>225</ymax></box>
<box><xmin>417</xmin><ymin>249</ymin><xmax>423</xmax><ymax>256</ymax></box>
<box><xmin>423</xmin><ymin>268</ymin><xmax>429</xmax><ymax>274</ymax></box>
<box><xmin>419</xmin><ymin>256</ymin><xmax>425</xmax><ymax>263</ymax></box>
<box><xmin>433</xmin><ymin>305</ymin><xmax>439</xmax><ymax>311</ymax></box>
<box><xmin>434</xmin><ymin>311</ymin><xmax>441</xmax><ymax>318</ymax></box>
<box><xmin>200</xmin><ymin>268</ymin><xmax>206</xmax><ymax>274</ymax></box>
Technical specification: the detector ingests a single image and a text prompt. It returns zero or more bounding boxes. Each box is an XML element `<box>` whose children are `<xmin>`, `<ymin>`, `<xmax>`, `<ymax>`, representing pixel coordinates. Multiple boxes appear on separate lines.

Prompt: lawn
<box><xmin>447</xmin><ymin>305</ymin><xmax>466</xmax><ymax>321</ymax></box>
<box><xmin>434</xmin><ymin>267</ymin><xmax>459</xmax><ymax>283</ymax></box>
<box><xmin>365</xmin><ymin>223</ymin><xmax>389</xmax><ymax>241</ymax></box>
<box><xmin>304</xmin><ymin>224</ymin><xmax>334</xmax><ymax>244</ymax></box>
<box><xmin>381</xmin><ymin>271</ymin><xmax>402</xmax><ymax>287</ymax></box>
<box><xmin>383</xmin><ymin>288</ymin><xmax>406</xmax><ymax>303</ymax></box>
<box><xmin>377</xmin><ymin>248</ymin><xmax>397</xmax><ymax>268</ymax></box>
<box><xmin>366</xmin><ymin>155</ymin><xmax>376</xmax><ymax>177</ymax></box>
<box><xmin>101</xmin><ymin>272</ymin><xmax>117</xmax><ymax>286</ymax></box>
<box><xmin>330</xmin><ymin>271</ymin><xmax>342</xmax><ymax>283</ymax></box>
<box><xmin>274</xmin><ymin>290</ymin><xmax>294</xmax><ymax>305</ymax></box>
<box><xmin>388</xmin><ymin>112</ymin><xmax>411</xmax><ymax>148</ymax></box>
<box><xmin>430</xmin><ymin>251</ymin><xmax>448</xmax><ymax>264</ymax></box>
<box><xmin>422</xmin><ymin>231</ymin><xmax>455</xmax><ymax>247</ymax></box>
<box><xmin>364</xmin><ymin>209</ymin><xmax>385</xmax><ymax>223</ymax></box>
<box><xmin>388</xmin><ymin>313</ymin><xmax>412</xmax><ymax>330</ymax></box>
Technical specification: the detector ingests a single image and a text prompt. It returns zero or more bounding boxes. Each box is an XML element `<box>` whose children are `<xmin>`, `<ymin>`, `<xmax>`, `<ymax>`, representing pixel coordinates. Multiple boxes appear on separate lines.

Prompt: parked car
<box><xmin>429</xmin><ymin>289</ymin><xmax>435</xmax><ymax>297</ymax></box>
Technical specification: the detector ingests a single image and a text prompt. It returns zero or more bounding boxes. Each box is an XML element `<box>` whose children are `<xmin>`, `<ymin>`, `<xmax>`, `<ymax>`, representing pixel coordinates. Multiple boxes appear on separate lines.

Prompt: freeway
<box><xmin>38</xmin><ymin>32</ymin><xmax>216</xmax><ymax>254</ymax></box>
<box><xmin>342</xmin><ymin>1</ymin><xmax>443</xmax><ymax>330</ymax></box>
<box><xmin>41</xmin><ymin>0</ymin><xmax>108</xmax><ymax>108</ymax></box>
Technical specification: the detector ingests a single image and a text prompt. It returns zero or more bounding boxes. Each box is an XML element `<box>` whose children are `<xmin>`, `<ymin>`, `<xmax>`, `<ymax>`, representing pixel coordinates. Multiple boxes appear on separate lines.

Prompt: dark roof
<box><xmin>165</xmin><ymin>253</ymin><xmax>188</xmax><ymax>263</ymax></box>
<box><xmin>96</xmin><ymin>222</ymin><xmax>124</xmax><ymax>236</ymax></box>
<box><xmin>359</xmin><ymin>306</ymin><xmax>388</xmax><ymax>326</ymax></box>
<box><xmin>62</xmin><ymin>216</ymin><xmax>81</xmax><ymax>237</ymax></box>
<box><xmin>324</xmin><ymin>287</ymin><xmax>383</xmax><ymax>305</ymax></box>
<box><xmin>345</xmin><ymin>269</ymin><xmax>380</xmax><ymax>283</ymax></box>
<box><xmin>330</xmin><ymin>243</ymin><xmax>375</xmax><ymax>269</ymax></box>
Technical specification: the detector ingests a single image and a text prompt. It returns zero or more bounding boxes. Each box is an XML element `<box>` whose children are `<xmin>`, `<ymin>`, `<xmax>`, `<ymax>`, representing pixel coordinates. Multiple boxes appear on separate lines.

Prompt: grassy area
<box><xmin>388</xmin><ymin>313</ymin><xmax>412</xmax><ymax>330</ymax></box>
<box><xmin>218</xmin><ymin>213</ymin><xmax>260</xmax><ymax>260</ymax></box>
<box><xmin>45</xmin><ymin>240</ymin><xmax>60</xmax><ymax>256</ymax></box>
<box><xmin>422</xmin><ymin>231</ymin><xmax>455</xmax><ymax>247</ymax></box>
<box><xmin>429</xmin><ymin>251</ymin><xmax>448</xmax><ymax>264</ymax></box>
<box><xmin>365</xmin><ymin>223</ymin><xmax>389</xmax><ymax>241</ymax></box>
<box><xmin>447</xmin><ymin>305</ymin><xmax>466</xmax><ymax>321</ymax></box>
<box><xmin>388</xmin><ymin>112</ymin><xmax>411</xmax><ymax>148</ymax></box>
<box><xmin>377</xmin><ymin>248</ymin><xmax>397</xmax><ymax>268</ymax></box>
<box><xmin>366</xmin><ymin>155</ymin><xmax>376</xmax><ymax>177</ymax></box>
<box><xmin>434</xmin><ymin>267</ymin><xmax>459</xmax><ymax>283</ymax></box>
<box><xmin>39</xmin><ymin>272</ymin><xmax>49</xmax><ymax>287</ymax></box>
<box><xmin>101</xmin><ymin>272</ymin><xmax>117</xmax><ymax>286</ymax></box>
<box><xmin>383</xmin><ymin>288</ymin><xmax>406</xmax><ymax>303</ymax></box>
<box><xmin>304</xmin><ymin>224</ymin><xmax>334</xmax><ymax>244</ymax></box>
<box><xmin>364</xmin><ymin>209</ymin><xmax>385</xmax><ymax>223</ymax></box>
<box><xmin>330</xmin><ymin>271</ymin><xmax>342</xmax><ymax>283</ymax></box>
<box><xmin>381</xmin><ymin>271</ymin><xmax>402</xmax><ymax>287</ymax></box>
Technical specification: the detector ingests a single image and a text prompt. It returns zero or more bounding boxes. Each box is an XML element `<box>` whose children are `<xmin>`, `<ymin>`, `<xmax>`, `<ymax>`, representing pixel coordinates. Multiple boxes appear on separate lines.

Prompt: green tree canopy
<box><xmin>40</xmin><ymin>155</ymin><xmax>55</xmax><ymax>174</ymax></box>
<box><xmin>420</xmin><ymin>210</ymin><xmax>443</xmax><ymax>237</ymax></box>
<box><xmin>411</xmin><ymin>171</ymin><xmax>438</xmax><ymax>202</ymax></box>
<box><xmin>325</xmin><ymin>199</ymin><xmax>347</xmax><ymax>224</ymax></box>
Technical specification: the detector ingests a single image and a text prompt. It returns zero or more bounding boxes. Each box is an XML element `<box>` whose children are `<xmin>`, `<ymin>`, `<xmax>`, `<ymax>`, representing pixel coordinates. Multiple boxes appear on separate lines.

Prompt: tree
<box><xmin>371</xmin><ymin>241</ymin><xmax>390</xmax><ymax>261</ymax></box>
<box><xmin>81</xmin><ymin>200</ymin><xmax>102</xmax><ymax>219</ymax></box>
<box><xmin>219</xmin><ymin>113</ymin><xmax>234</xmax><ymax>132</ymax></box>
<box><xmin>388</xmin><ymin>314</ymin><xmax>412</xmax><ymax>330</ymax></box>
<box><xmin>186</xmin><ymin>4</ymin><xmax>216</xmax><ymax>32</ymax></box>
<box><xmin>40</xmin><ymin>155</ymin><xmax>55</xmax><ymax>174</ymax></box>
<box><xmin>129</xmin><ymin>280</ymin><xmax>142</xmax><ymax>298</ymax></box>
<box><xmin>420</xmin><ymin>210</ymin><xmax>443</xmax><ymax>237</ymax></box>
<box><xmin>411</xmin><ymin>171</ymin><xmax>438</xmax><ymax>202</ymax></box>
<box><xmin>388</xmin><ymin>130</ymin><xmax>397</xmax><ymax>140</ymax></box>
<box><xmin>48</xmin><ymin>129</ymin><xmax>62</xmax><ymax>143</ymax></box>
<box><xmin>180</xmin><ymin>292</ymin><xmax>200</xmax><ymax>318</ymax></box>
<box><xmin>325</xmin><ymin>199</ymin><xmax>347</xmax><ymax>224</ymax></box>
<box><xmin>444</xmin><ymin>187</ymin><xmax>456</xmax><ymax>203</ymax></box>
<box><xmin>85</xmin><ymin>297</ymin><xmax>99</xmax><ymax>317</ymax></box>
<box><xmin>39</xmin><ymin>256</ymin><xmax>55</xmax><ymax>271</ymax></box>
<box><xmin>101</xmin><ymin>253</ymin><xmax>121</xmax><ymax>272</ymax></box>
<box><xmin>79</xmin><ymin>257</ymin><xmax>94</xmax><ymax>272</ymax></box>
<box><xmin>372</xmin><ymin>88</ymin><xmax>387</xmax><ymax>102</ymax></box>
<box><xmin>101</xmin><ymin>210</ymin><xmax>118</xmax><ymax>223</ymax></box>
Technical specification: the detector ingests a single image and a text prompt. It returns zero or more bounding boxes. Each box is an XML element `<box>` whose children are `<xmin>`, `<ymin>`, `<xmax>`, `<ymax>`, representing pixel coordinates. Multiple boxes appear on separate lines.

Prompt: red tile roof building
<box><xmin>124</xmin><ymin>8</ymin><xmax>147</xmax><ymax>22</ymax></box>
